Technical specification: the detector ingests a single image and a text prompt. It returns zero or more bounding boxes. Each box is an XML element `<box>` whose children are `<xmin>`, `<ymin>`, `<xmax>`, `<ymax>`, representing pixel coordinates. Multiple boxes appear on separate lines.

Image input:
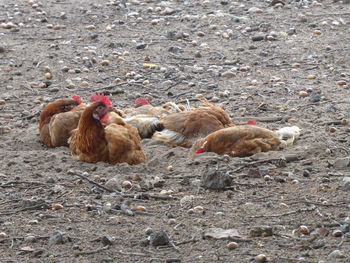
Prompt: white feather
<box><xmin>275</xmin><ymin>126</ymin><xmax>301</xmax><ymax>148</ymax></box>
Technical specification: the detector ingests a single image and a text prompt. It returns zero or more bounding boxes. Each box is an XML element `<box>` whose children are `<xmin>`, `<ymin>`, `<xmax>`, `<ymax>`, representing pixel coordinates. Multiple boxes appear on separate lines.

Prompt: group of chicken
<box><xmin>39</xmin><ymin>93</ymin><xmax>300</xmax><ymax>165</ymax></box>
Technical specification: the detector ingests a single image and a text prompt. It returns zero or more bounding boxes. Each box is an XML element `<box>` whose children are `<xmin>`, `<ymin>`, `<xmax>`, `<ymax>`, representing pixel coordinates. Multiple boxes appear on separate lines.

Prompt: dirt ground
<box><xmin>1</xmin><ymin>0</ymin><xmax>350</xmax><ymax>262</ymax></box>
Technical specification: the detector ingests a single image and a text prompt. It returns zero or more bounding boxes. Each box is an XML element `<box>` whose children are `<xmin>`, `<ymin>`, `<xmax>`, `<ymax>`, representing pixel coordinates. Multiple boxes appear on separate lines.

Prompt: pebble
<box><xmin>221</xmin><ymin>71</ymin><xmax>236</xmax><ymax>78</ymax></box>
<box><xmin>307</xmin><ymin>74</ymin><xmax>316</xmax><ymax>80</ymax></box>
<box><xmin>105</xmin><ymin>178</ymin><xmax>121</xmax><ymax>191</ymax></box>
<box><xmin>200</xmin><ymin>167</ymin><xmax>233</xmax><ymax>190</ymax></box>
<box><xmin>328</xmin><ymin>250</ymin><xmax>345</xmax><ymax>259</ymax></box>
<box><xmin>254</xmin><ymin>254</ymin><xmax>267</xmax><ymax>263</ymax></box>
<box><xmin>86</xmin><ymin>25</ymin><xmax>95</xmax><ymax>30</ymax></box>
<box><xmin>101</xmin><ymin>60</ymin><xmax>110</xmax><ymax>66</ymax></box>
<box><xmin>0</xmin><ymin>232</ymin><xmax>8</xmax><ymax>238</ymax></box>
<box><xmin>44</xmin><ymin>73</ymin><xmax>52</xmax><ymax>79</ymax></box>
<box><xmin>24</xmin><ymin>235</ymin><xmax>36</xmax><ymax>242</ymax></box>
<box><xmin>337</xmin><ymin>80</ymin><xmax>347</xmax><ymax>86</ymax></box>
<box><xmin>248</xmin><ymin>7</ymin><xmax>263</xmax><ymax>14</ymax></box>
<box><xmin>252</xmin><ymin>35</ymin><xmax>264</xmax><ymax>41</ymax></box>
<box><xmin>299</xmin><ymin>225</ymin><xmax>309</xmax><ymax>234</ymax></box>
<box><xmin>332</xmin><ymin>229</ymin><xmax>343</xmax><ymax>237</ymax></box>
<box><xmin>150</xmin><ymin>231</ymin><xmax>170</xmax><ymax>246</ymax></box>
<box><xmin>227</xmin><ymin>242</ymin><xmax>238</xmax><ymax>250</ymax></box>
<box><xmin>250</xmin><ymin>226</ymin><xmax>273</xmax><ymax>237</ymax></box>
<box><xmin>0</xmin><ymin>100</ymin><xmax>5</xmax><ymax>105</ymax></box>
<box><xmin>136</xmin><ymin>43</ymin><xmax>147</xmax><ymax>49</ymax></box>
<box><xmin>49</xmin><ymin>231</ymin><xmax>67</xmax><ymax>245</ymax></box>
<box><xmin>52</xmin><ymin>203</ymin><xmax>64</xmax><ymax>210</ymax></box>
<box><xmin>299</xmin><ymin>91</ymin><xmax>308</xmax><ymax>97</ymax></box>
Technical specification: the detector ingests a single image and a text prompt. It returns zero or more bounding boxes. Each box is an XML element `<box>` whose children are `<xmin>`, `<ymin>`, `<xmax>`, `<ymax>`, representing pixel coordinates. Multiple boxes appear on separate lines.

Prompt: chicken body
<box><xmin>69</xmin><ymin>103</ymin><xmax>146</xmax><ymax>165</ymax></box>
<box><xmin>39</xmin><ymin>98</ymin><xmax>85</xmax><ymax>147</ymax></box>
<box><xmin>152</xmin><ymin>100</ymin><xmax>233</xmax><ymax>147</ymax></box>
<box><xmin>123</xmin><ymin>102</ymin><xmax>183</xmax><ymax>119</ymax></box>
<box><xmin>189</xmin><ymin>125</ymin><xmax>281</xmax><ymax>157</ymax></box>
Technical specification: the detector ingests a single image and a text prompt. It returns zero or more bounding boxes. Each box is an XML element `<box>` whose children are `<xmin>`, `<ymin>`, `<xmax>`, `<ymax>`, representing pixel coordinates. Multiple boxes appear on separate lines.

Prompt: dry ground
<box><xmin>1</xmin><ymin>0</ymin><xmax>350</xmax><ymax>262</ymax></box>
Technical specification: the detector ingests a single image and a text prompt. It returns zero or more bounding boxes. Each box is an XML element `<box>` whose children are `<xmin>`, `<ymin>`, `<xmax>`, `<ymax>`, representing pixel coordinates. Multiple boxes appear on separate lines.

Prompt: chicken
<box><xmin>123</xmin><ymin>97</ymin><xmax>184</xmax><ymax>118</ymax></box>
<box><xmin>68</xmin><ymin>93</ymin><xmax>146</xmax><ymax>165</ymax></box>
<box><xmin>152</xmin><ymin>99</ymin><xmax>233</xmax><ymax>147</ymax></box>
<box><xmin>113</xmin><ymin>98</ymin><xmax>185</xmax><ymax>138</ymax></box>
<box><xmin>189</xmin><ymin>125</ymin><xmax>300</xmax><ymax>157</ymax></box>
<box><xmin>39</xmin><ymin>95</ymin><xmax>85</xmax><ymax>147</ymax></box>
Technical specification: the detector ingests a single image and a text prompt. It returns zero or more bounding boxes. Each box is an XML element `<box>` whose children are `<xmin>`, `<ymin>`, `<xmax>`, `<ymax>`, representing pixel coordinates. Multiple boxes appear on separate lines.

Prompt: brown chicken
<box><xmin>152</xmin><ymin>99</ymin><xmax>233</xmax><ymax>147</ymax></box>
<box><xmin>39</xmin><ymin>95</ymin><xmax>85</xmax><ymax>147</ymax></box>
<box><xmin>68</xmin><ymin>93</ymin><xmax>146</xmax><ymax>165</ymax></box>
<box><xmin>189</xmin><ymin>125</ymin><xmax>281</xmax><ymax>157</ymax></box>
<box><xmin>123</xmin><ymin>97</ymin><xmax>184</xmax><ymax>118</ymax></box>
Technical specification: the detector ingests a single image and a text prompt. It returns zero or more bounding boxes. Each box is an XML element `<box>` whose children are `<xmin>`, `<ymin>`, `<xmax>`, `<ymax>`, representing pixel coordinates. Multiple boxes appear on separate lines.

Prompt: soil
<box><xmin>1</xmin><ymin>0</ymin><xmax>350</xmax><ymax>262</ymax></box>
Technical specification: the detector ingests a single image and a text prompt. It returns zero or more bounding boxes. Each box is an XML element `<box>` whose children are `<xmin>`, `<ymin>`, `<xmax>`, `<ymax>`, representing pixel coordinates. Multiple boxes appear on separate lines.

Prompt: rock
<box><xmin>328</xmin><ymin>250</ymin><xmax>345</xmax><ymax>259</ymax></box>
<box><xmin>160</xmin><ymin>7</ymin><xmax>175</xmax><ymax>15</ymax></box>
<box><xmin>168</xmin><ymin>46</ymin><xmax>183</xmax><ymax>53</ymax></box>
<box><xmin>149</xmin><ymin>231</ymin><xmax>170</xmax><ymax>246</ymax></box>
<box><xmin>105</xmin><ymin>178</ymin><xmax>121</xmax><ymax>191</ymax></box>
<box><xmin>342</xmin><ymin>177</ymin><xmax>350</xmax><ymax>191</ymax></box>
<box><xmin>102</xmin><ymin>235</ymin><xmax>114</xmax><ymax>245</ymax></box>
<box><xmin>334</xmin><ymin>158</ymin><xmax>350</xmax><ymax>168</ymax></box>
<box><xmin>204</xmin><ymin>228</ymin><xmax>243</xmax><ymax>240</ymax></box>
<box><xmin>49</xmin><ymin>231</ymin><xmax>68</xmax><ymax>245</ymax></box>
<box><xmin>200</xmin><ymin>167</ymin><xmax>233</xmax><ymax>190</ymax></box>
<box><xmin>252</xmin><ymin>35</ymin><xmax>264</xmax><ymax>41</ymax></box>
<box><xmin>136</xmin><ymin>43</ymin><xmax>147</xmax><ymax>49</ymax></box>
<box><xmin>250</xmin><ymin>226</ymin><xmax>273</xmax><ymax>237</ymax></box>
<box><xmin>221</xmin><ymin>71</ymin><xmax>235</xmax><ymax>78</ymax></box>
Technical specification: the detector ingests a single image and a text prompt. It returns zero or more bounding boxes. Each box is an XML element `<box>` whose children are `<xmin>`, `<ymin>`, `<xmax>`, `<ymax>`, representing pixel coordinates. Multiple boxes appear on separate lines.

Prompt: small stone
<box><xmin>44</xmin><ymin>73</ymin><xmax>52</xmax><ymax>79</ymax></box>
<box><xmin>24</xmin><ymin>235</ymin><xmax>36</xmax><ymax>242</ymax></box>
<box><xmin>122</xmin><ymin>180</ymin><xmax>132</xmax><ymax>189</ymax></box>
<box><xmin>160</xmin><ymin>7</ymin><xmax>175</xmax><ymax>15</ymax></box>
<box><xmin>105</xmin><ymin>178</ymin><xmax>121</xmax><ymax>191</ymax></box>
<box><xmin>166</xmin><ymin>165</ymin><xmax>173</xmax><ymax>171</ymax></box>
<box><xmin>221</xmin><ymin>71</ymin><xmax>236</xmax><ymax>78</ymax></box>
<box><xmin>227</xmin><ymin>242</ymin><xmax>238</xmax><ymax>250</ymax></box>
<box><xmin>328</xmin><ymin>250</ymin><xmax>345</xmax><ymax>259</ymax></box>
<box><xmin>136</xmin><ymin>206</ymin><xmax>146</xmax><ymax>212</ymax></box>
<box><xmin>52</xmin><ymin>203</ymin><xmax>64</xmax><ymax>210</ymax></box>
<box><xmin>307</xmin><ymin>74</ymin><xmax>316</xmax><ymax>80</ymax></box>
<box><xmin>250</xmin><ymin>226</ymin><xmax>273</xmax><ymax>237</ymax></box>
<box><xmin>248</xmin><ymin>7</ymin><xmax>263</xmax><ymax>14</ymax></box>
<box><xmin>255</xmin><ymin>254</ymin><xmax>267</xmax><ymax>263</ymax></box>
<box><xmin>0</xmin><ymin>232</ymin><xmax>8</xmax><ymax>238</ymax></box>
<box><xmin>299</xmin><ymin>225</ymin><xmax>309</xmax><ymax>234</ymax></box>
<box><xmin>150</xmin><ymin>231</ymin><xmax>169</xmax><ymax>246</ymax></box>
<box><xmin>337</xmin><ymin>80</ymin><xmax>347</xmax><ymax>86</ymax></box>
<box><xmin>86</xmin><ymin>25</ymin><xmax>95</xmax><ymax>30</ymax></box>
<box><xmin>314</xmin><ymin>30</ymin><xmax>321</xmax><ymax>35</ymax></box>
<box><xmin>136</xmin><ymin>43</ymin><xmax>147</xmax><ymax>49</ymax></box>
<box><xmin>102</xmin><ymin>235</ymin><xmax>114</xmax><ymax>245</ymax></box>
<box><xmin>332</xmin><ymin>229</ymin><xmax>343</xmax><ymax>237</ymax></box>
<box><xmin>0</xmin><ymin>100</ymin><xmax>5</xmax><ymax>105</ymax></box>
<box><xmin>200</xmin><ymin>167</ymin><xmax>233</xmax><ymax>190</ymax></box>
<box><xmin>252</xmin><ymin>35</ymin><xmax>264</xmax><ymax>41</ymax></box>
<box><xmin>334</xmin><ymin>158</ymin><xmax>350</xmax><ymax>168</ymax></box>
<box><xmin>49</xmin><ymin>231</ymin><xmax>67</xmax><ymax>245</ymax></box>
<box><xmin>299</xmin><ymin>91</ymin><xmax>308</xmax><ymax>97</ymax></box>
<box><xmin>101</xmin><ymin>60</ymin><xmax>110</xmax><ymax>66</ymax></box>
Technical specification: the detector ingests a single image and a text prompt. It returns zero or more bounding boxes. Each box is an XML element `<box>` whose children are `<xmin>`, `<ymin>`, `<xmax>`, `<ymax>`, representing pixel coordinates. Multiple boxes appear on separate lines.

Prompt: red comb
<box><xmin>135</xmin><ymin>97</ymin><xmax>149</xmax><ymax>106</ymax></box>
<box><xmin>196</xmin><ymin>146</ymin><xmax>205</xmax><ymax>154</ymax></box>
<box><xmin>247</xmin><ymin>120</ymin><xmax>256</xmax><ymax>125</ymax></box>
<box><xmin>91</xmin><ymin>93</ymin><xmax>112</xmax><ymax>107</ymax></box>
<box><xmin>72</xmin><ymin>95</ymin><xmax>82</xmax><ymax>104</ymax></box>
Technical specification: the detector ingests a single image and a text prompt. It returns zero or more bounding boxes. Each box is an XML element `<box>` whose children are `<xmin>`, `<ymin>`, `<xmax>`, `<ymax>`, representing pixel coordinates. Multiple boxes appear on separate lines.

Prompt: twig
<box><xmin>68</xmin><ymin>170</ymin><xmax>174</xmax><ymax>200</ymax></box>
<box><xmin>68</xmin><ymin>169</ymin><xmax>115</xmax><ymax>193</ymax></box>
<box><xmin>250</xmin><ymin>206</ymin><xmax>316</xmax><ymax>219</ymax></box>
<box><xmin>279</xmin><ymin>257</ymin><xmax>317</xmax><ymax>263</ymax></box>
<box><xmin>74</xmin><ymin>245</ymin><xmax>109</xmax><ymax>256</ymax></box>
